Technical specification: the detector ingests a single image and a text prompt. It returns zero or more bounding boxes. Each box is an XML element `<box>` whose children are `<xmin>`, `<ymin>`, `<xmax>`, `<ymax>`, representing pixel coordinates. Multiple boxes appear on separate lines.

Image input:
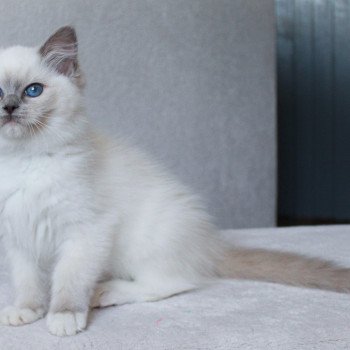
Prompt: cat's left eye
<box><xmin>24</xmin><ymin>83</ymin><xmax>43</xmax><ymax>98</ymax></box>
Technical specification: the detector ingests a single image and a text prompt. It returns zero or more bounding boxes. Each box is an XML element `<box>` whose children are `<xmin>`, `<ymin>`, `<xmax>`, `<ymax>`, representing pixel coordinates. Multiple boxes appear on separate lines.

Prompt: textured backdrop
<box><xmin>0</xmin><ymin>0</ymin><xmax>276</xmax><ymax>228</ymax></box>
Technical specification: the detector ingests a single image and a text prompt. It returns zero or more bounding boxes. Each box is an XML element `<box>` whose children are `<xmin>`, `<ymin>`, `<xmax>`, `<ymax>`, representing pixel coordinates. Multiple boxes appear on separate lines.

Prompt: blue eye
<box><xmin>0</xmin><ymin>87</ymin><xmax>3</xmax><ymax>98</ymax></box>
<box><xmin>24</xmin><ymin>83</ymin><xmax>43</xmax><ymax>98</ymax></box>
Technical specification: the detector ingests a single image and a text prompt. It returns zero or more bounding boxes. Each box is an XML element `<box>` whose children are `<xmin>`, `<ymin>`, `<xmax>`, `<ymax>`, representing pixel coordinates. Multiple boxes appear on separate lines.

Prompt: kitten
<box><xmin>0</xmin><ymin>27</ymin><xmax>349</xmax><ymax>337</ymax></box>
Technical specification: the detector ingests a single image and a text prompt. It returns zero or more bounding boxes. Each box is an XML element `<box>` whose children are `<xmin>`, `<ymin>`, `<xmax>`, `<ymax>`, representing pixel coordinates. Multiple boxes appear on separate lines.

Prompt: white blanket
<box><xmin>1</xmin><ymin>225</ymin><xmax>349</xmax><ymax>349</ymax></box>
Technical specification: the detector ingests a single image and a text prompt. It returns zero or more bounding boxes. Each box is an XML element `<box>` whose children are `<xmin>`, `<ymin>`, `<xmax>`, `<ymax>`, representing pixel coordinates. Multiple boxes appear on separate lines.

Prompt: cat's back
<box><xmin>93</xmin><ymin>132</ymin><xmax>194</xmax><ymax>203</ymax></box>
<box><xmin>93</xmin><ymin>132</ymin><xmax>214</xmax><ymax>231</ymax></box>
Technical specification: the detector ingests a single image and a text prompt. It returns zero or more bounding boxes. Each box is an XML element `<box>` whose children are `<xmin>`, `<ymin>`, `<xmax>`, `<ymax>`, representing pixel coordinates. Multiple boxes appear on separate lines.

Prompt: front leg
<box><xmin>47</xmin><ymin>231</ymin><xmax>106</xmax><ymax>336</ymax></box>
<box><xmin>0</xmin><ymin>248</ymin><xmax>46</xmax><ymax>326</ymax></box>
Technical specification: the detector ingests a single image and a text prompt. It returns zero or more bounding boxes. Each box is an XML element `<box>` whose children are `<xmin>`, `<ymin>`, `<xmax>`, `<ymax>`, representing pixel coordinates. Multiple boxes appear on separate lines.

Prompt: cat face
<box><xmin>0</xmin><ymin>27</ymin><xmax>83</xmax><ymax>141</ymax></box>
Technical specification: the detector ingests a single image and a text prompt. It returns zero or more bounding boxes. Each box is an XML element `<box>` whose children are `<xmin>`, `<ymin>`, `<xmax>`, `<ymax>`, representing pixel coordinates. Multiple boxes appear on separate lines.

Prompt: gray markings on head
<box><xmin>1</xmin><ymin>77</ymin><xmax>23</xmax><ymax>100</ymax></box>
<box><xmin>2</xmin><ymin>94</ymin><xmax>21</xmax><ymax>109</ymax></box>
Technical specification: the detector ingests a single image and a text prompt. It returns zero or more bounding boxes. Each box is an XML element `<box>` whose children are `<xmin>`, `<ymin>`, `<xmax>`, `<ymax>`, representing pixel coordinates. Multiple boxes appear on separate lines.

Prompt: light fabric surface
<box><xmin>1</xmin><ymin>225</ymin><xmax>350</xmax><ymax>349</ymax></box>
<box><xmin>0</xmin><ymin>0</ymin><xmax>276</xmax><ymax>228</ymax></box>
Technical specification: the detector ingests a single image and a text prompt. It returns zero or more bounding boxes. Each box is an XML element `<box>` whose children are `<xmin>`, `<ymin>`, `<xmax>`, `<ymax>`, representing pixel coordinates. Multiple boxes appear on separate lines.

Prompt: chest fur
<box><xmin>0</xmin><ymin>155</ymin><xmax>69</xmax><ymax>257</ymax></box>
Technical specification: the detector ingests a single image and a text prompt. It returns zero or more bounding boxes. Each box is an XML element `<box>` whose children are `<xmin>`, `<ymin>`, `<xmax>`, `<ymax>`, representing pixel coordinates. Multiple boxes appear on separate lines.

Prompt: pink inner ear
<box><xmin>60</xmin><ymin>60</ymin><xmax>73</xmax><ymax>76</ymax></box>
<box><xmin>41</xmin><ymin>46</ymin><xmax>77</xmax><ymax>77</ymax></box>
<box><xmin>55</xmin><ymin>53</ymin><xmax>77</xmax><ymax>76</ymax></box>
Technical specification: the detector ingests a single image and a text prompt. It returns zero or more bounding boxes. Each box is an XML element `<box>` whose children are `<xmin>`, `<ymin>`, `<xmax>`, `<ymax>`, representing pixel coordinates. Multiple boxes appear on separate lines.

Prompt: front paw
<box><xmin>0</xmin><ymin>305</ymin><xmax>44</xmax><ymax>326</ymax></box>
<box><xmin>46</xmin><ymin>311</ymin><xmax>87</xmax><ymax>336</ymax></box>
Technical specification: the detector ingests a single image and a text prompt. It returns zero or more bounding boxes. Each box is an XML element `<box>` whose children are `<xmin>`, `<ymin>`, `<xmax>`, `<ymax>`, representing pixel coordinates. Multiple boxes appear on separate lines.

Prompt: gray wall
<box><xmin>0</xmin><ymin>0</ymin><xmax>276</xmax><ymax>229</ymax></box>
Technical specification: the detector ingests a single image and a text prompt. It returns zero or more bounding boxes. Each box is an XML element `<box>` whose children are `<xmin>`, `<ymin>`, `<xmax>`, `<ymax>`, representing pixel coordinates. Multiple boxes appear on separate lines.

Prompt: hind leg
<box><xmin>90</xmin><ymin>278</ymin><xmax>196</xmax><ymax>308</ymax></box>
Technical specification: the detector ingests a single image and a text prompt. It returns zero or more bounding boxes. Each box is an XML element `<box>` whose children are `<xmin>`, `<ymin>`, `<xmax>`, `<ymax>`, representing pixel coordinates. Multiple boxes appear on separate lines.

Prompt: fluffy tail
<box><xmin>219</xmin><ymin>247</ymin><xmax>350</xmax><ymax>293</ymax></box>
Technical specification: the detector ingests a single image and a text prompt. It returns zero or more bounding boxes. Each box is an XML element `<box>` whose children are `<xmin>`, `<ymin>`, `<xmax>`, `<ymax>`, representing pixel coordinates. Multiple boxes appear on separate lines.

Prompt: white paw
<box><xmin>0</xmin><ymin>306</ymin><xmax>44</xmax><ymax>326</ymax></box>
<box><xmin>46</xmin><ymin>311</ymin><xmax>87</xmax><ymax>336</ymax></box>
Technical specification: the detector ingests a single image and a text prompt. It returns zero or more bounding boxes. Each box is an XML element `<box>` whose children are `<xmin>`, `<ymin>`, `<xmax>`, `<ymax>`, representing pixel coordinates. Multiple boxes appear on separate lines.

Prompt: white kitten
<box><xmin>0</xmin><ymin>27</ymin><xmax>349</xmax><ymax>337</ymax></box>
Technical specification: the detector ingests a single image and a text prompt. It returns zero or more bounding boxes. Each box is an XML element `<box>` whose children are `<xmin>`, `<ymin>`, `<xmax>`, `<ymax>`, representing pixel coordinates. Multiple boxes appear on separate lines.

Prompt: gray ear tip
<box><xmin>54</xmin><ymin>25</ymin><xmax>77</xmax><ymax>41</ymax></box>
<box><xmin>40</xmin><ymin>25</ymin><xmax>79</xmax><ymax>78</ymax></box>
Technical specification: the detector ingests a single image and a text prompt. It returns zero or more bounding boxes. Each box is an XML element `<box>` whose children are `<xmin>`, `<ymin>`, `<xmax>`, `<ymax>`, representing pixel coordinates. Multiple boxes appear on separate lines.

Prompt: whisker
<box><xmin>33</xmin><ymin>118</ymin><xmax>66</xmax><ymax>144</ymax></box>
<box><xmin>31</xmin><ymin>119</ymin><xmax>50</xmax><ymax>153</ymax></box>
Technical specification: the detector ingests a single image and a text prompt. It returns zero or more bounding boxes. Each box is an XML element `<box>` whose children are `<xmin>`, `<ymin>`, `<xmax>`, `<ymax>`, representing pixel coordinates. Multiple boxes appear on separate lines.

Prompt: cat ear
<box><xmin>39</xmin><ymin>26</ymin><xmax>80</xmax><ymax>80</ymax></box>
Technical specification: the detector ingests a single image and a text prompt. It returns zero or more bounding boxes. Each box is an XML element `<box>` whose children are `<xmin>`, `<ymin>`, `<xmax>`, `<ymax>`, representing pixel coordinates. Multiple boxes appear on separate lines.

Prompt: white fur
<box><xmin>0</xmin><ymin>35</ymin><xmax>221</xmax><ymax>336</ymax></box>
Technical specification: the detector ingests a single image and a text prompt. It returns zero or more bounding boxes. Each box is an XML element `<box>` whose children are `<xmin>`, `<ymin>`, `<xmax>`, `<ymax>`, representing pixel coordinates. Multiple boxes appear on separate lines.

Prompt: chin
<box><xmin>0</xmin><ymin>122</ymin><xmax>28</xmax><ymax>139</ymax></box>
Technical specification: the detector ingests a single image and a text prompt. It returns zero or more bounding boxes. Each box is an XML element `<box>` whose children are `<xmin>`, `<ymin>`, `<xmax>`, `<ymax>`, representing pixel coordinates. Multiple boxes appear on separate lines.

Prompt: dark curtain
<box><xmin>277</xmin><ymin>0</ymin><xmax>350</xmax><ymax>225</ymax></box>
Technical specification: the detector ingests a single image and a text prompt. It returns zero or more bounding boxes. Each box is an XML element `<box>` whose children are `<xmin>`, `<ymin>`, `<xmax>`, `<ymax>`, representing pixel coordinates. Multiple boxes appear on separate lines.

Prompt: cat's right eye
<box><xmin>0</xmin><ymin>87</ymin><xmax>3</xmax><ymax>98</ymax></box>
